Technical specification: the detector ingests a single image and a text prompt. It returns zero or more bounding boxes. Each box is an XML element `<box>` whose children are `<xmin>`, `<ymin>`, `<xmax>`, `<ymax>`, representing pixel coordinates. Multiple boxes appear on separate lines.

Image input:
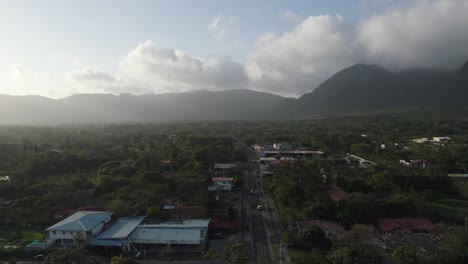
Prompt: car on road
<box><xmin>249</xmin><ymin>189</ymin><xmax>254</xmax><ymax>194</ymax></box>
<box><xmin>256</xmin><ymin>205</ymin><xmax>263</xmax><ymax>210</ymax></box>
<box><xmin>254</xmin><ymin>190</ymin><xmax>258</xmax><ymax>195</ymax></box>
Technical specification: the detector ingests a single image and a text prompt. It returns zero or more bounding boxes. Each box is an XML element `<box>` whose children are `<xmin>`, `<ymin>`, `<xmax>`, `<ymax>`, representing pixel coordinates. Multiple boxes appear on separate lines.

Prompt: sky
<box><xmin>1</xmin><ymin>0</ymin><xmax>468</xmax><ymax>99</ymax></box>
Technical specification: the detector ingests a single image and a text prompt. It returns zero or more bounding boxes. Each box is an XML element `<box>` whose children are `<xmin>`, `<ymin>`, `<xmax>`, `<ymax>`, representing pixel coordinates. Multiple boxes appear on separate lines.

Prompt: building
<box><xmin>413</xmin><ymin>138</ymin><xmax>430</xmax><ymax>144</ymax></box>
<box><xmin>89</xmin><ymin>218</ymin><xmax>209</xmax><ymax>254</ymax></box>
<box><xmin>273</xmin><ymin>143</ymin><xmax>292</xmax><ymax>150</ymax></box>
<box><xmin>45</xmin><ymin>211</ymin><xmax>113</xmax><ymax>247</ymax></box>
<box><xmin>326</xmin><ymin>185</ymin><xmax>348</xmax><ymax>204</ymax></box>
<box><xmin>433</xmin><ymin>137</ymin><xmax>451</xmax><ymax>143</ymax></box>
<box><xmin>448</xmin><ymin>174</ymin><xmax>468</xmax><ymax>181</ymax></box>
<box><xmin>400</xmin><ymin>159</ymin><xmax>429</xmax><ymax>168</ymax></box>
<box><xmin>296</xmin><ymin>220</ymin><xmax>346</xmax><ymax>238</ymax></box>
<box><xmin>207</xmin><ymin>177</ymin><xmax>234</xmax><ymax>191</ymax></box>
<box><xmin>378</xmin><ymin>218</ymin><xmax>434</xmax><ymax>235</ymax></box>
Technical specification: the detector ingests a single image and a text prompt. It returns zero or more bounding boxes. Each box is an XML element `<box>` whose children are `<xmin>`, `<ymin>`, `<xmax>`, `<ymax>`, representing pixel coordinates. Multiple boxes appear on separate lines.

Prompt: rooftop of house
<box><xmin>326</xmin><ymin>185</ymin><xmax>348</xmax><ymax>203</ymax></box>
<box><xmin>94</xmin><ymin>216</ymin><xmax>146</xmax><ymax>239</ymax></box>
<box><xmin>378</xmin><ymin>218</ymin><xmax>434</xmax><ymax>233</ymax></box>
<box><xmin>46</xmin><ymin>211</ymin><xmax>113</xmax><ymax>232</ymax></box>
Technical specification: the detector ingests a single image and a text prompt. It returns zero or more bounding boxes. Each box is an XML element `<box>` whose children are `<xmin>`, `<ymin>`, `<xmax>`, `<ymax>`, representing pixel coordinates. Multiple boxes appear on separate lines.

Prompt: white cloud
<box><xmin>66</xmin><ymin>67</ymin><xmax>115</xmax><ymax>84</ymax></box>
<box><xmin>72</xmin><ymin>57</ymin><xmax>81</xmax><ymax>66</ymax></box>
<box><xmin>66</xmin><ymin>41</ymin><xmax>248</xmax><ymax>95</ymax></box>
<box><xmin>247</xmin><ymin>0</ymin><xmax>468</xmax><ymax>97</ymax></box>
<box><xmin>280</xmin><ymin>10</ymin><xmax>302</xmax><ymax>22</ymax></box>
<box><xmin>7</xmin><ymin>0</ymin><xmax>468</xmax><ymax>99</ymax></box>
<box><xmin>8</xmin><ymin>64</ymin><xmax>51</xmax><ymax>82</ymax></box>
<box><xmin>357</xmin><ymin>0</ymin><xmax>468</xmax><ymax>69</ymax></box>
<box><xmin>246</xmin><ymin>15</ymin><xmax>358</xmax><ymax>96</ymax></box>
<box><xmin>118</xmin><ymin>40</ymin><xmax>247</xmax><ymax>92</ymax></box>
<box><xmin>208</xmin><ymin>14</ymin><xmax>239</xmax><ymax>39</ymax></box>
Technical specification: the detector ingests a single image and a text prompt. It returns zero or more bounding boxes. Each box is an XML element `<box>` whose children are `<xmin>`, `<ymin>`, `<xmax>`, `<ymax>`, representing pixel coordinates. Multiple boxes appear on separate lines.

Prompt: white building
<box><xmin>208</xmin><ymin>177</ymin><xmax>233</xmax><ymax>191</ymax></box>
<box><xmin>45</xmin><ymin>211</ymin><xmax>113</xmax><ymax>247</ymax></box>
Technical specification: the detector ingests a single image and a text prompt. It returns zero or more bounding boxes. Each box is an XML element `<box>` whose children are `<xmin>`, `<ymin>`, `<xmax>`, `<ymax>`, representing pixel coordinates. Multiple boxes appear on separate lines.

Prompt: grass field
<box><xmin>422</xmin><ymin>191</ymin><xmax>468</xmax><ymax>222</ymax></box>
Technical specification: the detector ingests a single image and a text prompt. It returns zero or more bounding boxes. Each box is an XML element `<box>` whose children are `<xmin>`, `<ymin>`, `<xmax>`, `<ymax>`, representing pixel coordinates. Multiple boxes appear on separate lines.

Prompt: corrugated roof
<box><xmin>140</xmin><ymin>219</ymin><xmax>210</xmax><ymax>228</ymax></box>
<box><xmin>46</xmin><ymin>211</ymin><xmax>113</xmax><ymax>231</ymax></box>
<box><xmin>96</xmin><ymin>216</ymin><xmax>146</xmax><ymax>239</ymax></box>
<box><xmin>129</xmin><ymin>227</ymin><xmax>204</xmax><ymax>245</ymax></box>
<box><xmin>378</xmin><ymin>218</ymin><xmax>434</xmax><ymax>233</ymax></box>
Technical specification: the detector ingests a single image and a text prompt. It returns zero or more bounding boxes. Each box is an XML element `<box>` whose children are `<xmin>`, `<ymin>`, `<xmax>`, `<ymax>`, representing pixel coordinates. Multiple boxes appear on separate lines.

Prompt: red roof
<box><xmin>327</xmin><ymin>185</ymin><xmax>348</xmax><ymax>203</ymax></box>
<box><xmin>297</xmin><ymin>220</ymin><xmax>346</xmax><ymax>235</ymax></box>
<box><xmin>209</xmin><ymin>219</ymin><xmax>238</xmax><ymax>232</ymax></box>
<box><xmin>378</xmin><ymin>218</ymin><xmax>434</xmax><ymax>233</ymax></box>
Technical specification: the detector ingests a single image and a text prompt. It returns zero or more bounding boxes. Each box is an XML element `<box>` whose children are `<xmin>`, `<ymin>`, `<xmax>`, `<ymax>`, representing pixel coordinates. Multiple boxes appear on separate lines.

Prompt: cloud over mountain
<box><xmin>247</xmin><ymin>0</ymin><xmax>468</xmax><ymax>96</ymax></box>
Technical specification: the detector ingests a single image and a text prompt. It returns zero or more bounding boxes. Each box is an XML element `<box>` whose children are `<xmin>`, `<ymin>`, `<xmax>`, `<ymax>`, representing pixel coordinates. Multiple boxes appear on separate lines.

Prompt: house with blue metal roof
<box><xmin>45</xmin><ymin>211</ymin><xmax>113</xmax><ymax>247</ymax></box>
<box><xmin>88</xmin><ymin>218</ymin><xmax>210</xmax><ymax>254</ymax></box>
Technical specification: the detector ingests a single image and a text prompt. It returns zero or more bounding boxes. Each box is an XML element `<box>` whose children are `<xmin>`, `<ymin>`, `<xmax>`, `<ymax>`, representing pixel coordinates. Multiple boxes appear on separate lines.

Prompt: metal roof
<box><xmin>129</xmin><ymin>227</ymin><xmax>205</xmax><ymax>245</ymax></box>
<box><xmin>95</xmin><ymin>216</ymin><xmax>146</xmax><ymax>239</ymax></box>
<box><xmin>128</xmin><ymin>219</ymin><xmax>209</xmax><ymax>245</ymax></box>
<box><xmin>46</xmin><ymin>211</ymin><xmax>113</xmax><ymax>231</ymax></box>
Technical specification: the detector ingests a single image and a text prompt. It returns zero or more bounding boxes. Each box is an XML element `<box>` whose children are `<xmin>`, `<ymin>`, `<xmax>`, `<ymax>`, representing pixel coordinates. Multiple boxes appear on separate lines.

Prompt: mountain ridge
<box><xmin>1</xmin><ymin>60</ymin><xmax>467</xmax><ymax>124</ymax></box>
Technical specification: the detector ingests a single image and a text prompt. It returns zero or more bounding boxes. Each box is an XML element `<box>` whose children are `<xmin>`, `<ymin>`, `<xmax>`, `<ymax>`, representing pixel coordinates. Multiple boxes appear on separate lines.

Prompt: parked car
<box><xmin>256</xmin><ymin>205</ymin><xmax>263</xmax><ymax>210</ymax></box>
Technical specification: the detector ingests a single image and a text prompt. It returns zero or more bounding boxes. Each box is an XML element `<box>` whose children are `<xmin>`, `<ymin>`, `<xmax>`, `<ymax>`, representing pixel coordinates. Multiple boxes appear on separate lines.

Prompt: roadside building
<box><xmin>89</xmin><ymin>218</ymin><xmax>209</xmax><ymax>254</ymax></box>
<box><xmin>378</xmin><ymin>218</ymin><xmax>434</xmax><ymax>235</ymax></box>
<box><xmin>45</xmin><ymin>211</ymin><xmax>113</xmax><ymax>247</ymax></box>
<box><xmin>326</xmin><ymin>185</ymin><xmax>348</xmax><ymax>204</ymax></box>
<box><xmin>207</xmin><ymin>177</ymin><xmax>233</xmax><ymax>191</ymax></box>
<box><xmin>432</xmin><ymin>137</ymin><xmax>451</xmax><ymax>143</ymax></box>
<box><xmin>400</xmin><ymin>159</ymin><xmax>430</xmax><ymax>168</ymax></box>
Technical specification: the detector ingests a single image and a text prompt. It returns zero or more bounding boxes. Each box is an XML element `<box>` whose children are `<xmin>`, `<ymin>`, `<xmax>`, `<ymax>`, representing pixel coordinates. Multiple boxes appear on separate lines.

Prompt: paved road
<box><xmin>245</xmin><ymin>152</ymin><xmax>271</xmax><ymax>262</ymax></box>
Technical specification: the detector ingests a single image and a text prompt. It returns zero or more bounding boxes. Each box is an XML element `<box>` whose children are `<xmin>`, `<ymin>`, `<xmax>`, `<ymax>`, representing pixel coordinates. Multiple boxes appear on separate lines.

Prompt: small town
<box><xmin>0</xmin><ymin>118</ymin><xmax>467</xmax><ymax>264</ymax></box>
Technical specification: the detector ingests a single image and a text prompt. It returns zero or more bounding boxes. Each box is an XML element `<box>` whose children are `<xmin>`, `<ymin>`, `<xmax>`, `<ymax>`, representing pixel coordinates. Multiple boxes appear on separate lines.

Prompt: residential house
<box><xmin>378</xmin><ymin>218</ymin><xmax>434</xmax><ymax>235</ymax></box>
<box><xmin>400</xmin><ymin>159</ymin><xmax>429</xmax><ymax>168</ymax></box>
<box><xmin>413</xmin><ymin>138</ymin><xmax>430</xmax><ymax>144</ymax></box>
<box><xmin>273</xmin><ymin>143</ymin><xmax>292</xmax><ymax>150</ymax></box>
<box><xmin>89</xmin><ymin>218</ymin><xmax>209</xmax><ymax>253</ymax></box>
<box><xmin>207</xmin><ymin>177</ymin><xmax>234</xmax><ymax>191</ymax></box>
<box><xmin>296</xmin><ymin>220</ymin><xmax>346</xmax><ymax>238</ymax></box>
<box><xmin>46</xmin><ymin>211</ymin><xmax>113</xmax><ymax>247</ymax></box>
<box><xmin>326</xmin><ymin>185</ymin><xmax>348</xmax><ymax>204</ymax></box>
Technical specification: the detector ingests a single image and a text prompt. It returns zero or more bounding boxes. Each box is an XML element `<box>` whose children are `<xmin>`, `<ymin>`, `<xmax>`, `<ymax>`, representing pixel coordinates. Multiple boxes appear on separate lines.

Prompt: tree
<box><xmin>393</xmin><ymin>243</ymin><xmax>421</xmax><ymax>264</ymax></box>
<box><xmin>328</xmin><ymin>244</ymin><xmax>383</xmax><ymax>264</ymax></box>
<box><xmin>110</xmin><ymin>256</ymin><xmax>139</xmax><ymax>264</ymax></box>
<box><xmin>44</xmin><ymin>249</ymin><xmax>100</xmax><ymax>264</ymax></box>
<box><xmin>338</xmin><ymin>193</ymin><xmax>379</xmax><ymax>226</ymax></box>
<box><xmin>222</xmin><ymin>242</ymin><xmax>251</xmax><ymax>264</ymax></box>
<box><xmin>295</xmin><ymin>225</ymin><xmax>330</xmax><ymax>250</ymax></box>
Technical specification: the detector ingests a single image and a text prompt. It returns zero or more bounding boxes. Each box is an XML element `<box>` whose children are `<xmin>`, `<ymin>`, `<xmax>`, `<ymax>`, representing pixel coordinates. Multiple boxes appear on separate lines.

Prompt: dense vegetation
<box><xmin>0</xmin><ymin>112</ymin><xmax>467</xmax><ymax>262</ymax></box>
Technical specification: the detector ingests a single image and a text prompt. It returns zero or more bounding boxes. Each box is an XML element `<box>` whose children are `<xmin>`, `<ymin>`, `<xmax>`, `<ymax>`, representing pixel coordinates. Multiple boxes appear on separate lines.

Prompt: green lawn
<box><xmin>422</xmin><ymin>192</ymin><xmax>468</xmax><ymax>222</ymax></box>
